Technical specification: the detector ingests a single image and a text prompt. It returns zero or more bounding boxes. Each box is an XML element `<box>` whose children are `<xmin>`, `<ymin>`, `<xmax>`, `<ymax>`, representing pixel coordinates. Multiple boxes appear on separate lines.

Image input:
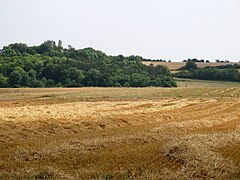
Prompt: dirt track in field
<box><xmin>0</xmin><ymin>88</ymin><xmax>240</xmax><ymax>179</ymax></box>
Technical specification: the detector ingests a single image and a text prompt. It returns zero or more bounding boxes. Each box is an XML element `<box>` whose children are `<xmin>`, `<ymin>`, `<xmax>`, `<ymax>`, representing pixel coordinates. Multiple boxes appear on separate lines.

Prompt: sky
<box><xmin>1</xmin><ymin>0</ymin><xmax>240</xmax><ymax>61</ymax></box>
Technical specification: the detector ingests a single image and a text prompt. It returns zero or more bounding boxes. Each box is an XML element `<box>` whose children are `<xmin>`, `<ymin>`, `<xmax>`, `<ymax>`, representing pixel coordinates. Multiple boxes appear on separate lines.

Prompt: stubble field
<box><xmin>0</xmin><ymin>85</ymin><xmax>240</xmax><ymax>179</ymax></box>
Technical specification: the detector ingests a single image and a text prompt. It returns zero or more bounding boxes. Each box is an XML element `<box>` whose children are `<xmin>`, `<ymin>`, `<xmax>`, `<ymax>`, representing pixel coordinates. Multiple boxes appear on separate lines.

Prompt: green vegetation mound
<box><xmin>0</xmin><ymin>40</ymin><xmax>176</xmax><ymax>88</ymax></box>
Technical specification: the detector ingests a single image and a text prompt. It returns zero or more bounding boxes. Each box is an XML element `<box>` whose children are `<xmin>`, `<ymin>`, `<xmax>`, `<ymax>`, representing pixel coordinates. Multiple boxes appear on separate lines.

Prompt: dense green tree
<box><xmin>175</xmin><ymin>67</ymin><xmax>240</xmax><ymax>82</ymax></box>
<box><xmin>64</xmin><ymin>67</ymin><xmax>85</xmax><ymax>84</ymax></box>
<box><xmin>13</xmin><ymin>67</ymin><xmax>30</xmax><ymax>86</ymax></box>
<box><xmin>0</xmin><ymin>41</ymin><xmax>177</xmax><ymax>88</ymax></box>
<box><xmin>186</xmin><ymin>61</ymin><xmax>197</xmax><ymax>70</ymax></box>
<box><xmin>30</xmin><ymin>79</ymin><xmax>44</xmax><ymax>87</ymax></box>
<box><xmin>130</xmin><ymin>73</ymin><xmax>150</xmax><ymax>87</ymax></box>
<box><xmin>28</xmin><ymin>69</ymin><xmax>37</xmax><ymax>81</ymax></box>
<box><xmin>84</xmin><ymin>69</ymin><xmax>101</xmax><ymax>86</ymax></box>
<box><xmin>123</xmin><ymin>82</ymin><xmax>131</xmax><ymax>87</ymax></box>
<box><xmin>0</xmin><ymin>74</ymin><xmax>8</xmax><ymax>87</ymax></box>
<box><xmin>8</xmin><ymin>71</ymin><xmax>22</xmax><ymax>86</ymax></box>
<box><xmin>46</xmin><ymin>79</ymin><xmax>55</xmax><ymax>87</ymax></box>
<box><xmin>41</xmin><ymin>77</ymin><xmax>48</xmax><ymax>86</ymax></box>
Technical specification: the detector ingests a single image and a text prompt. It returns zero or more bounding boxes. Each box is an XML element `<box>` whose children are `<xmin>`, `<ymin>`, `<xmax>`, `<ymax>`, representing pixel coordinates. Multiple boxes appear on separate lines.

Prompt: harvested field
<box><xmin>143</xmin><ymin>61</ymin><xmax>240</xmax><ymax>70</ymax></box>
<box><xmin>0</xmin><ymin>87</ymin><xmax>240</xmax><ymax>179</ymax></box>
<box><xmin>176</xmin><ymin>78</ymin><xmax>240</xmax><ymax>88</ymax></box>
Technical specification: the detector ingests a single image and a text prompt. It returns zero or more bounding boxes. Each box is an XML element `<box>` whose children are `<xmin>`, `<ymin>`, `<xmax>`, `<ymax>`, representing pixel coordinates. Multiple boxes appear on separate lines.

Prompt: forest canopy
<box><xmin>0</xmin><ymin>40</ymin><xmax>176</xmax><ymax>88</ymax></box>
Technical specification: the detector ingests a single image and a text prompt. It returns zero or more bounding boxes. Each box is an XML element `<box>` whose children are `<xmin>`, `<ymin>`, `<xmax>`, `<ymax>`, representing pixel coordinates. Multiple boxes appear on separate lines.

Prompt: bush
<box><xmin>186</xmin><ymin>61</ymin><xmax>197</xmax><ymax>70</ymax></box>
<box><xmin>30</xmin><ymin>79</ymin><xmax>44</xmax><ymax>87</ymax></box>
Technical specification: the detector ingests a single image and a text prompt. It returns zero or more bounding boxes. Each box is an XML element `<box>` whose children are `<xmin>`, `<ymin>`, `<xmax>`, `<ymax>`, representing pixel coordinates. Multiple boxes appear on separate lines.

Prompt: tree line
<box><xmin>175</xmin><ymin>61</ymin><xmax>240</xmax><ymax>82</ymax></box>
<box><xmin>0</xmin><ymin>40</ymin><xmax>177</xmax><ymax>88</ymax></box>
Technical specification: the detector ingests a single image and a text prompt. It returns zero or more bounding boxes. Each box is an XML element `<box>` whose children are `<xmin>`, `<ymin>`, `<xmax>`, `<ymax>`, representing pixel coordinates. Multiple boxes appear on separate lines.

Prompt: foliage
<box><xmin>174</xmin><ymin>60</ymin><xmax>240</xmax><ymax>82</ymax></box>
<box><xmin>205</xmin><ymin>63</ymin><xmax>240</xmax><ymax>69</ymax></box>
<box><xmin>0</xmin><ymin>74</ymin><xmax>8</xmax><ymax>87</ymax></box>
<box><xmin>186</xmin><ymin>61</ymin><xmax>197</xmax><ymax>70</ymax></box>
<box><xmin>0</xmin><ymin>41</ymin><xmax>176</xmax><ymax>88</ymax></box>
<box><xmin>175</xmin><ymin>68</ymin><xmax>240</xmax><ymax>82</ymax></box>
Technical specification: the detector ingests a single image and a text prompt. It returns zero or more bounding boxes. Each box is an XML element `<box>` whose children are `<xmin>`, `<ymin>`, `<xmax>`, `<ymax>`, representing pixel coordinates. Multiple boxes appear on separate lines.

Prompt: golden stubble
<box><xmin>0</xmin><ymin>88</ymin><xmax>240</xmax><ymax>179</ymax></box>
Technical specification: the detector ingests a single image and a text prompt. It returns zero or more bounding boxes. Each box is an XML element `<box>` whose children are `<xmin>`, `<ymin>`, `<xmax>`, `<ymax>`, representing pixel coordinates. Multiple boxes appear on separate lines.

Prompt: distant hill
<box><xmin>0</xmin><ymin>41</ymin><xmax>177</xmax><ymax>88</ymax></box>
<box><xmin>143</xmin><ymin>61</ymin><xmax>240</xmax><ymax>71</ymax></box>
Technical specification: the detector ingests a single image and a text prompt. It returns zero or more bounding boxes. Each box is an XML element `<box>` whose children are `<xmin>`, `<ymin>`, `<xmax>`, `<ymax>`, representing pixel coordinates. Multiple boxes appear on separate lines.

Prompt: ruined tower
<box><xmin>58</xmin><ymin>40</ymin><xmax>63</xmax><ymax>49</ymax></box>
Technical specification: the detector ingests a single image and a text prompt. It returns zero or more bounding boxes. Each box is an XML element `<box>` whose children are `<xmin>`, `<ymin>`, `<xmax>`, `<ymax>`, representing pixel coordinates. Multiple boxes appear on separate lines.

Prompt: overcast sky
<box><xmin>1</xmin><ymin>0</ymin><xmax>240</xmax><ymax>61</ymax></box>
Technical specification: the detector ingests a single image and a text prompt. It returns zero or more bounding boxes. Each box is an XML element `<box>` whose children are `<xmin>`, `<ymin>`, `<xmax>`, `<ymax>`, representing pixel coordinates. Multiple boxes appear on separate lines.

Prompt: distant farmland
<box><xmin>143</xmin><ymin>61</ymin><xmax>240</xmax><ymax>70</ymax></box>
